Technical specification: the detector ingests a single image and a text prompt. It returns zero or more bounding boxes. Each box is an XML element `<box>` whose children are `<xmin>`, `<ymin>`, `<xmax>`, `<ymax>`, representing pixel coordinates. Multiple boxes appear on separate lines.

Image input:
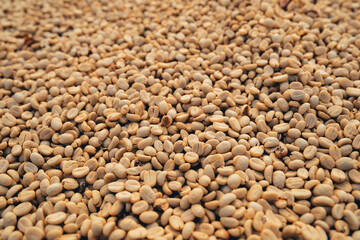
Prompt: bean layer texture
<box><xmin>1</xmin><ymin>0</ymin><xmax>360</xmax><ymax>239</ymax></box>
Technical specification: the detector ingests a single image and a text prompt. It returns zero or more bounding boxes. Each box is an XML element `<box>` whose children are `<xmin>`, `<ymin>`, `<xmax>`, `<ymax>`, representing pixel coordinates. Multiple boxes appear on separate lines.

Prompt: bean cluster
<box><xmin>1</xmin><ymin>0</ymin><xmax>360</xmax><ymax>239</ymax></box>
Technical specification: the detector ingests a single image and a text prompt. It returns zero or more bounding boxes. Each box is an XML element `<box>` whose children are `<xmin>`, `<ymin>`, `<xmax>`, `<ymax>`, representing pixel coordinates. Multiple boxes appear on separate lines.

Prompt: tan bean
<box><xmin>247</xmin><ymin>183</ymin><xmax>263</xmax><ymax>201</ymax></box>
<box><xmin>336</xmin><ymin>157</ymin><xmax>354</xmax><ymax>170</ymax></box>
<box><xmin>125</xmin><ymin>180</ymin><xmax>141</xmax><ymax>192</ymax></box>
<box><xmin>344</xmin><ymin>210</ymin><xmax>359</xmax><ymax>230</ymax></box>
<box><xmin>184</xmin><ymin>152</ymin><xmax>199</xmax><ymax>163</ymax></box>
<box><xmin>169</xmin><ymin>215</ymin><xmax>184</xmax><ymax>230</ymax></box>
<box><xmin>46</xmin><ymin>212</ymin><xmax>67</xmax><ymax>224</ymax></box>
<box><xmin>24</xmin><ymin>227</ymin><xmax>44</xmax><ymax>240</ymax></box>
<box><xmin>189</xmin><ymin>188</ymin><xmax>203</xmax><ymax>204</ymax></box>
<box><xmin>0</xmin><ymin>174</ymin><xmax>13</xmax><ymax>186</ymax></box>
<box><xmin>139</xmin><ymin>211</ymin><xmax>158</xmax><ymax>224</ymax></box>
<box><xmin>220</xmin><ymin>217</ymin><xmax>239</xmax><ymax>228</ymax></box>
<box><xmin>183</xmin><ymin>222</ymin><xmax>196</xmax><ymax>239</ymax></box>
<box><xmin>72</xmin><ymin>167</ymin><xmax>90</xmax><ymax>178</ymax></box>
<box><xmin>140</xmin><ymin>185</ymin><xmax>156</xmax><ymax>204</ymax></box>
<box><xmin>132</xmin><ymin>200</ymin><xmax>149</xmax><ymax>215</ymax></box>
<box><xmin>303</xmin><ymin>146</ymin><xmax>317</xmax><ymax>159</ymax></box>
<box><xmin>273</xmin><ymin>74</ymin><xmax>288</xmax><ymax>83</ymax></box>
<box><xmin>273</xmin><ymin>171</ymin><xmax>285</xmax><ymax>188</ymax></box>
<box><xmin>29</xmin><ymin>152</ymin><xmax>45</xmax><ymax>166</ymax></box>
<box><xmin>127</xmin><ymin>227</ymin><xmax>147</xmax><ymax>239</ymax></box>
<box><xmin>58</xmin><ymin>133</ymin><xmax>74</xmax><ymax>145</ymax></box>
<box><xmin>46</xmin><ymin>183</ymin><xmax>63</xmax><ymax>196</ymax></box>
<box><xmin>13</xmin><ymin>202</ymin><xmax>32</xmax><ymax>216</ymax></box>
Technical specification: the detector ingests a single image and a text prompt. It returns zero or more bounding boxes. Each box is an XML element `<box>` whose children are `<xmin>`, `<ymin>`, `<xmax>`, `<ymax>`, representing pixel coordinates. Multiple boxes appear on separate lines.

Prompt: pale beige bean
<box><xmin>313</xmin><ymin>184</ymin><xmax>333</xmax><ymax>197</ymax></box>
<box><xmin>332</xmin><ymin>204</ymin><xmax>344</xmax><ymax>219</ymax></box>
<box><xmin>47</xmin><ymin>155</ymin><xmax>62</xmax><ymax>167</ymax></box>
<box><xmin>169</xmin><ymin>215</ymin><xmax>184</xmax><ymax>230</ymax></box>
<box><xmin>182</xmin><ymin>222</ymin><xmax>196</xmax><ymax>239</ymax></box>
<box><xmin>139</xmin><ymin>211</ymin><xmax>158</xmax><ymax>224</ymax></box>
<box><xmin>290</xmin><ymin>189</ymin><xmax>312</xmax><ymax>199</ymax></box>
<box><xmin>46</xmin><ymin>212</ymin><xmax>67</xmax><ymax>224</ymax></box>
<box><xmin>312</xmin><ymin>196</ymin><xmax>335</xmax><ymax>207</ymax></box>
<box><xmin>344</xmin><ymin>210</ymin><xmax>359</xmax><ymax>230</ymax></box>
<box><xmin>336</xmin><ymin>157</ymin><xmax>354</xmax><ymax>170</ymax></box>
<box><xmin>132</xmin><ymin>200</ymin><xmax>149</xmax><ymax>215</ymax></box>
<box><xmin>72</xmin><ymin>167</ymin><xmax>90</xmax><ymax>178</ymax></box>
<box><xmin>191</xmin><ymin>204</ymin><xmax>205</xmax><ymax>218</ymax></box>
<box><xmin>286</xmin><ymin>177</ymin><xmax>304</xmax><ymax>189</ymax></box>
<box><xmin>108</xmin><ymin>182</ymin><xmax>125</xmax><ymax>193</ymax></box>
<box><xmin>230</xmin><ymin>69</ymin><xmax>243</xmax><ymax>78</ymax></box>
<box><xmin>116</xmin><ymin>191</ymin><xmax>132</xmax><ymax>202</ymax></box>
<box><xmin>91</xmin><ymin>220</ymin><xmax>104</xmax><ymax>236</ymax></box>
<box><xmin>146</xmin><ymin>226</ymin><xmax>164</xmax><ymax>239</ymax></box>
<box><xmin>189</xmin><ymin>188</ymin><xmax>203</xmax><ymax>204</ymax></box>
<box><xmin>229</xmin><ymin>117</ymin><xmax>241</xmax><ymax>131</ymax></box>
<box><xmin>125</xmin><ymin>180</ymin><xmax>141</xmax><ymax>192</ymax></box>
<box><xmin>24</xmin><ymin>227</ymin><xmax>44</xmax><ymax>240</ymax></box>
<box><xmin>348</xmin><ymin>169</ymin><xmax>360</xmax><ymax>183</ymax></box>
<box><xmin>13</xmin><ymin>202</ymin><xmax>32</xmax><ymax>216</ymax></box>
<box><xmin>127</xmin><ymin>227</ymin><xmax>147</xmax><ymax>239</ymax></box>
<box><xmin>219</xmin><ymin>205</ymin><xmax>236</xmax><ymax>217</ymax></box>
<box><xmin>273</xmin><ymin>171</ymin><xmax>285</xmax><ymax>188</ymax></box>
<box><xmin>261</xmin><ymin>228</ymin><xmax>277</xmax><ymax>240</ymax></box>
<box><xmin>220</xmin><ymin>217</ymin><xmax>239</xmax><ymax>228</ymax></box>
<box><xmin>303</xmin><ymin>146</ymin><xmax>317</xmax><ymax>159</ymax></box>
<box><xmin>216</xmin><ymin>141</ymin><xmax>231</xmax><ymax>154</ymax></box>
<box><xmin>140</xmin><ymin>185</ymin><xmax>156</xmax><ymax>204</ymax></box>
<box><xmin>346</xmin><ymin>87</ymin><xmax>360</xmax><ymax>97</ymax></box>
<box><xmin>273</xmin><ymin>74</ymin><xmax>288</xmax><ymax>83</ymax></box>
<box><xmin>184</xmin><ymin>152</ymin><xmax>199</xmax><ymax>163</ymax></box>
<box><xmin>227</xmin><ymin>174</ymin><xmax>242</xmax><ymax>189</ymax></box>
<box><xmin>219</xmin><ymin>193</ymin><xmax>236</xmax><ymax>207</ymax></box>
<box><xmin>29</xmin><ymin>152</ymin><xmax>45</xmax><ymax>166</ymax></box>
<box><xmin>247</xmin><ymin>183</ymin><xmax>263</xmax><ymax>201</ymax></box>
<box><xmin>18</xmin><ymin>190</ymin><xmax>36</xmax><ymax>202</ymax></box>
<box><xmin>58</xmin><ymin>133</ymin><xmax>74</xmax><ymax>145</ymax></box>
<box><xmin>109</xmin><ymin>229</ymin><xmax>126</xmax><ymax>240</ymax></box>
<box><xmin>46</xmin><ymin>183</ymin><xmax>63</xmax><ymax>196</ymax></box>
<box><xmin>0</xmin><ymin>174</ymin><xmax>13</xmax><ymax>186</ymax></box>
<box><xmin>2</xmin><ymin>113</ymin><xmax>16</xmax><ymax>127</ymax></box>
